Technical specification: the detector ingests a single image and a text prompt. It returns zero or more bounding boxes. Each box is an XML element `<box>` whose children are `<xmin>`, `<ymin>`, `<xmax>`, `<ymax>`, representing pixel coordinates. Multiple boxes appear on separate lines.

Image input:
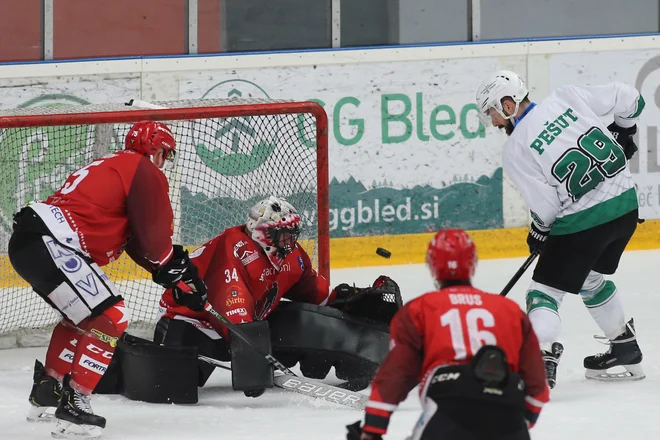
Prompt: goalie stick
<box><xmin>202</xmin><ymin>302</ymin><xmax>368</xmax><ymax>410</ymax></box>
<box><xmin>197</xmin><ymin>354</ymin><xmax>368</xmax><ymax>410</ymax></box>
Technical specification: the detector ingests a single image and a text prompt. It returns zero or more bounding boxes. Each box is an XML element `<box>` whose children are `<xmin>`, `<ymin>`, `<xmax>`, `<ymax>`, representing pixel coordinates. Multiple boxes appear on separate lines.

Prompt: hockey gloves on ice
<box><xmin>608</xmin><ymin>122</ymin><xmax>638</xmax><ymax>160</ymax></box>
<box><xmin>153</xmin><ymin>245</ymin><xmax>208</xmax><ymax>311</ymax></box>
<box><xmin>526</xmin><ymin>223</ymin><xmax>549</xmax><ymax>254</ymax></box>
<box><xmin>330</xmin><ymin>276</ymin><xmax>403</xmax><ymax>324</ymax></box>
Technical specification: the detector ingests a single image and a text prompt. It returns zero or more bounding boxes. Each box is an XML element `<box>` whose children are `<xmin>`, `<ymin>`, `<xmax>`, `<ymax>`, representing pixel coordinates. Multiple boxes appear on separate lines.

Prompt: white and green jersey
<box><xmin>503</xmin><ymin>83</ymin><xmax>644</xmax><ymax>235</ymax></box>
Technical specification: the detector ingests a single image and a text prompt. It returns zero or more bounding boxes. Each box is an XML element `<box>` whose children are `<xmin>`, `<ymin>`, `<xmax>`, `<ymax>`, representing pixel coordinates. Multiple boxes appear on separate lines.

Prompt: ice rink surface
<box><xmin>1</xmin><ymin>249</ymin><xmax>659</xmax><ymax>439</ymax></box>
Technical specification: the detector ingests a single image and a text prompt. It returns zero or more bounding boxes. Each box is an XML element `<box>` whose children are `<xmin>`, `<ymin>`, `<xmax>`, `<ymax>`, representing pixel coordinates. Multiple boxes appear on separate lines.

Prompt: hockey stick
<box><xmin>202</xmin><ymin>302</ymin><xmax>368</xmax><ymax>410</ymax></box>
<box><xmin>500</xmin><ymin>250</ymin><xmax>540</xmax><ymax>297</ymax></box>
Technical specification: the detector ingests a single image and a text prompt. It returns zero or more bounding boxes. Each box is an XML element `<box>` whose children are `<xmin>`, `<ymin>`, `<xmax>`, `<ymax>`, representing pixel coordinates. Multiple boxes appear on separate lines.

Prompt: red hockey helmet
<box><xmin>426</xmin><ymin>229</ymin><xmax>477</xmax><ymax>285</ymax></box>
<box><xmin>125</xmin><ymin>121</ymin><xmax>176</xmax><ymax>162</ymax></box>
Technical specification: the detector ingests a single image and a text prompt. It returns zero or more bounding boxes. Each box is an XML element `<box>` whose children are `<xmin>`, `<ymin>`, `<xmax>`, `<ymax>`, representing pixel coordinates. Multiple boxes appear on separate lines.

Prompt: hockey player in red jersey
<box><xmin>8</xmin><ymin>121</ymin><xmax>206</xmax><ymax>439</ymax></box>
<box><xmin>156</xmin><ymin>195</ymin><xmax>400</xmax><ymax>397</ymax></box>
<box><xmin>347</xmin><ymin>229</ymin><xmax>550</xmax><ymax>440</ymax></box>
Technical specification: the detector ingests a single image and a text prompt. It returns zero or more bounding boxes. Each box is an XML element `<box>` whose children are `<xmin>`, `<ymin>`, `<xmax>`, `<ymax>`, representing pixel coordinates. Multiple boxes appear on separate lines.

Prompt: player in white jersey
<box><xmin>475</xmin><ymin>70</ymin><xmax>645</xmax><ymax>388</ymax></box>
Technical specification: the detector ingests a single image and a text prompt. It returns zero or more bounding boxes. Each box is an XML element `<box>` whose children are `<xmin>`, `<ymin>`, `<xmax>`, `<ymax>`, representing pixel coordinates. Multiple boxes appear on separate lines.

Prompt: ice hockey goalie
<box><xmin>96</xmin><ymin>196</ymin><xmax>402</xmax><ymax>403</ymax></box>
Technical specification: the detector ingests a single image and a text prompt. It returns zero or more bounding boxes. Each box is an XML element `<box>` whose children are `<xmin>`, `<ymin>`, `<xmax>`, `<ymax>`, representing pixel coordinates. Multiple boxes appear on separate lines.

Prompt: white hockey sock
<box><xmin>526</xmin><ymin>282</ymin><xmax>564</xmax><ymax>347</ymax></box>
<box><xmin>580</xmin><ymin>273</ymin><xmax>626</xmax><ymax>339</ymax></box>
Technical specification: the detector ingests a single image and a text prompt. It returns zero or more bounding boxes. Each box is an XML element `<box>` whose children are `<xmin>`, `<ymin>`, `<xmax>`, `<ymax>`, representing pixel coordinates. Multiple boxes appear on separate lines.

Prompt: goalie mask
<box><xmin>246</xmin><ymin>196</ymin><xmax>301</xmax><ymax>270</ymax></box>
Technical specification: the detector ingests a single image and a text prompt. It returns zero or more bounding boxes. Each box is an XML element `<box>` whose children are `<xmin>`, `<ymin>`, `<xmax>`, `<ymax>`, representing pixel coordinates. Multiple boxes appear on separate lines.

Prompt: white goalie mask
<box><xmin>475</xmin><ymin>70</ymin><xmax>528</xmax><ymax>125</ymax></box>
<box><xmin>246</xmin><ymin>196</ymin><xmax>301</xmax><ymax>270</ymax></box>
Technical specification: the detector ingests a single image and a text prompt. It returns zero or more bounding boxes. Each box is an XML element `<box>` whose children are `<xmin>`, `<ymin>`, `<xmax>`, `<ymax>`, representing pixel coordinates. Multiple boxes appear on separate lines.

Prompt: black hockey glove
<box><xmin>330</xmin><ymin>276</ymin><xmax>403</xmax><ymax>324</ymax></box>
<box><xmin>153</xmin><ymin>245</ymin><xmax>208</xmax><ymax>310</ymax></box>
<box><xmin>346</xmin><ymin>421</ymin><xmax>382</xmax><ymax>440</ymax></box>
<box><xmin>608</xmin><ymin>122</ymin><xmax>638</xmax><ymax>160</ymax></box>
<box><xmin>171</xmin><ymin>278</ymin><xmax>208</xmax><ymax>312</ymax></box>
<box><xmin>526</xmin><ymin>223</ymin><xmax>549</xmax><ymax>254</ymax></box>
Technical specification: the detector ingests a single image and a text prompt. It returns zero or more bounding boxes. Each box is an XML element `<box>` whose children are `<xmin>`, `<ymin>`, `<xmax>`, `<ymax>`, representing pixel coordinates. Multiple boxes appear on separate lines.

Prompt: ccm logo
<box><xmin>431</xmin><ymin>372</ymin><xmax>461</xmax><ymax>383</ymax></box>
<box><xmin>86</xmin><ymin>343</ymin><xmax>113</xmax><ymax>359</ymax></box>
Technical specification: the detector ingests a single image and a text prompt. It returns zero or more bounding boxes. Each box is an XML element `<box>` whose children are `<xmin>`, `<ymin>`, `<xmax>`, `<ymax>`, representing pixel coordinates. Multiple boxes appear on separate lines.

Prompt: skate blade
<box><xmin>585</xmin><ymin>364</ymin><xmax>646</xmax><ymax>382</ymax></box>
<box><xmin>26</xmin><ymin>405</ymin><xmax>57</xmax><ymax>423</ymax></box>
<box><xmin>51</xmin><ymin>420</ymin><xmax>103</xmax><ymax>439</ymax></box>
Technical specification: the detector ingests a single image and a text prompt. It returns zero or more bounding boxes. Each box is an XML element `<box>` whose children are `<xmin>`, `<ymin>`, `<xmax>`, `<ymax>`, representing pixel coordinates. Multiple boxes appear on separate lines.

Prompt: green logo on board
<box><xmin>195</xmin><ymin>80</ymin><xmax>280</xmax><ymax>176</ymax></box>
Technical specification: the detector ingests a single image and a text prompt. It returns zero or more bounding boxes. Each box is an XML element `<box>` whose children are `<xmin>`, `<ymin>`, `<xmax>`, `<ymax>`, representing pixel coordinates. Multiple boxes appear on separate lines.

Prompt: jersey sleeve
<box><xmin>363</xmin><ymin>304</ymin><xmax>423</xmax><ymax>436</ymax></box>
<box><xmin>517</xmin><ymin>311</ymin><xmax>550</xmax><ymax>428</ymax></box>
<box><xmin>126</xmin><ymin>157</ymin><xmax>174</xmax><ymax>267</ymax></box>
<box><xmin>567</xmin><ymin>83</ymin><xmax>645</xmax><ymax>128</ymax></box>
<box><xmin>503</xmin><ymin>145</ymin><xmax>561</xmax><ymax>230</ymax></box>
<box><xmin>283</xmin><ymin>247</ymin><xmax>333</xmax><ymax>305</ymax></box>
<box><xmin>202</xmin><ymin>239</ymin><xmax>255</xmax><ymax>339</ymax></box>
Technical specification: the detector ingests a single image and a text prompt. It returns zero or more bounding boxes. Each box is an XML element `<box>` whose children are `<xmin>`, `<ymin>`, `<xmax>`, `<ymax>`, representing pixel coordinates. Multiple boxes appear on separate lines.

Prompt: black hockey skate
<box><xmin>27</xmin><ymin>359</ymin><xmax>62</xmax><ymax>422</ymax></box>
<box><xmin>584</xmin><ymin>318</ymin><xmax>645</xmax><ymax>381</ymax></box>
<box><xmin>542</xmin><ymin>342</ymin><xmax>564</xmax><ymax>389</ymax></box>
<box><xmin>52</xmin><ymin>374</ymin><xmax>105</xmax><ymax>439</ymax></box>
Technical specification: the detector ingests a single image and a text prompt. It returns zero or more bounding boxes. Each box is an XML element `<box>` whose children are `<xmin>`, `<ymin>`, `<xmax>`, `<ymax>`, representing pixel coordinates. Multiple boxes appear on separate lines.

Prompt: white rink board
<box><xmin>1</xmin><ymin>35</ymin><xmax>660</xmax><ymax>228</ymax></box>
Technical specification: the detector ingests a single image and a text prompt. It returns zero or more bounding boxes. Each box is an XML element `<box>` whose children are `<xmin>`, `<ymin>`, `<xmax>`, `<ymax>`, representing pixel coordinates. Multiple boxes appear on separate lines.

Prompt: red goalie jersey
<box><xmin>159</xmin><ymin>225</ymin><xmax>333</xmax><ymax>339</ymax></box>
<box><xmin>364</xmin><ymin>285</ymin><xmax>550</xmax><ymax>435</ymax></box>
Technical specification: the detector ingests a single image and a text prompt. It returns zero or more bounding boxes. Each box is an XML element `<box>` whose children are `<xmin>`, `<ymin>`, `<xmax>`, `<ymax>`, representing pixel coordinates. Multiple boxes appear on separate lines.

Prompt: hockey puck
<box><xmin>376</xmin><ymin>248</ymin><xmax>392</xmax><ymax>259</ymax></box>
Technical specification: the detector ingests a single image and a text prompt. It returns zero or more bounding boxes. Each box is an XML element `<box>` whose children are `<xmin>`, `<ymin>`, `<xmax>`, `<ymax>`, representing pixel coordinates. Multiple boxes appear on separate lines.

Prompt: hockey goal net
<box><xmin>0</xmin><ymin>99</ymin><xmax>329</xmax><ymax>348</ymax></box>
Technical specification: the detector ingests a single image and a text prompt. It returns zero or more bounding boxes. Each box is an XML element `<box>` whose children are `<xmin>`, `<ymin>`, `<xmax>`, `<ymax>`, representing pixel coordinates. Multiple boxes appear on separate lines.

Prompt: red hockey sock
<box><xmin>70</xmin><ymin>301</ymin><xmax>129</xmax><ymax>394</ymax></box>
<box><xmin>44</xmin><ymin>320</ymin><xmax>80</xmax><ymax>382</ymax></box>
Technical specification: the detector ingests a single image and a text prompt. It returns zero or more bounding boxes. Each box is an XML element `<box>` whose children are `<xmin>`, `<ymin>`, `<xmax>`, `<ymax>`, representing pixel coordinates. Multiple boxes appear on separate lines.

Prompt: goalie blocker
<box><xmin>95</xmin><ymin>300</ymin><xmax>398</xmax><ymax>404</ymax></box>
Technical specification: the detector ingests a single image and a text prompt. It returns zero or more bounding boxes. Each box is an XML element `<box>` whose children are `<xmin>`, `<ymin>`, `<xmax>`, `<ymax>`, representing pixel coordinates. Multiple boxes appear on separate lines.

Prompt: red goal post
<box><xmin>0</xmin><ymin>99</ymin><xmax>329</xmax><ymax>347</ymax></box>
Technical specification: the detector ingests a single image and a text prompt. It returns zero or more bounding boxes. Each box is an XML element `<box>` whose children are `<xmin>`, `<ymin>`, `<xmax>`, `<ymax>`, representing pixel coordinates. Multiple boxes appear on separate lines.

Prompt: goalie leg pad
<box><xmin>267</xmin><ymin>302</ymin><xmax>390</xmax><ymax>385</ymax></box>
<box><xmin>230</xmin><ymin>321</ymin><xmax>274</xmax><ymax>392</ymax></box>
<box><xmin>154</xmin><ymin>317</ymin><xmax>231</xmax><ymax>386</ymax></box>
<box><xmin>116</xmin><ymin>333</ymin><xmax>199</xmax><ymax>404</ymax></box>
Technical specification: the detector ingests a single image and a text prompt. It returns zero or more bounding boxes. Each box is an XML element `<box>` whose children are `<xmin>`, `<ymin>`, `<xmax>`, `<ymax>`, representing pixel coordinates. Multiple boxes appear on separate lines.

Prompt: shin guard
<box><xmin>70</xmin><ymin>301</ymin><xmax>129</xmax><ymax>394</ymax></box>
<box><xmin>44</xmin><ymin>321</ymin><xmax>80</xmax><ymax>381</ymax></box>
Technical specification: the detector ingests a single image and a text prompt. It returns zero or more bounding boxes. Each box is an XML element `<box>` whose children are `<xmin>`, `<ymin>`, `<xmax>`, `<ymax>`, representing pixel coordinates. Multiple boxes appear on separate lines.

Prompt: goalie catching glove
<box><xmin>152</xmin><ymin>245</ymin><xmax>208</xmax><ymax>312</ymax></box>
<box><xmin>330</xmin><ymin>275</ymin><xmax>403</xmax><ymax>324</ymax></box>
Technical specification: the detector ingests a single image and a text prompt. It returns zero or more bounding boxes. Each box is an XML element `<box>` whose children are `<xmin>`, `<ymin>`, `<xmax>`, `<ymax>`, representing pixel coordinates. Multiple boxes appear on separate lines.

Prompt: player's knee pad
<box><xmin>579</xmin><ymin>272</ymin><xmax>616</xmax><ymax>308</ymax></box>
<box><xmin>78</xmin><ymin>300</ymin><xmax>130</xmax><ymax>341</ymax></box>
<box><xmin>526</xmin><ymin>282</ymin><xmax>565</xmax><ymax>315</ymax></box>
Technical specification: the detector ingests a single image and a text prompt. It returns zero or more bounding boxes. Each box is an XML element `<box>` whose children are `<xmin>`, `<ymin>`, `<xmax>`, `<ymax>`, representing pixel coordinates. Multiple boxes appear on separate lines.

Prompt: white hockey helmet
<box><xmin>475</xmin><ymin>70</ymin><xmax>528</xmax><ymax>125</ymax></box>
<box><xmin>246</xmin><ymin>196</ymin><xmax>301</xmax><ymax>267</ymax></box>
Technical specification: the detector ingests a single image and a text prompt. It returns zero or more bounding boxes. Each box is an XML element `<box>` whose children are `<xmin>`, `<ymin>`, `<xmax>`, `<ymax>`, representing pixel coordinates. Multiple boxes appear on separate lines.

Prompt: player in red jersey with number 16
<box><xmin>346</xmin><ymin>229</ymin><xmax>550</xmax><ymax>440</ymax></box>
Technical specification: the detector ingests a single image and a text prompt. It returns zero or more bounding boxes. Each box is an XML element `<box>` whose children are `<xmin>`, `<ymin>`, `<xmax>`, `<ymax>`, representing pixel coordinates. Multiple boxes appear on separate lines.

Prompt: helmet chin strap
<box><xmin>497</xmin><ymin>100</ymin><xmax>521</xmax><ymax>123</ymax></box>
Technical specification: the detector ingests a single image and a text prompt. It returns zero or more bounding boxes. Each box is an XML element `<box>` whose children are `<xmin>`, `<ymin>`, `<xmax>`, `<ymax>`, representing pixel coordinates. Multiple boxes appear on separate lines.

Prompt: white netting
<box><xmin>0</xmin><ymin>99</ymin><xmax>327</xmax><ymax>347</ymax></box>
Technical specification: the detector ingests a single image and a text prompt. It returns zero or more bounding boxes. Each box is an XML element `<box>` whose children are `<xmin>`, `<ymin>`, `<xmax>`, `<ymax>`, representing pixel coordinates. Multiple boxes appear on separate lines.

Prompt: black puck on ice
<box><xmin>376</xmin><ymin>248</ymin><xmax>392</xmax><ymax>259</ymax></box>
